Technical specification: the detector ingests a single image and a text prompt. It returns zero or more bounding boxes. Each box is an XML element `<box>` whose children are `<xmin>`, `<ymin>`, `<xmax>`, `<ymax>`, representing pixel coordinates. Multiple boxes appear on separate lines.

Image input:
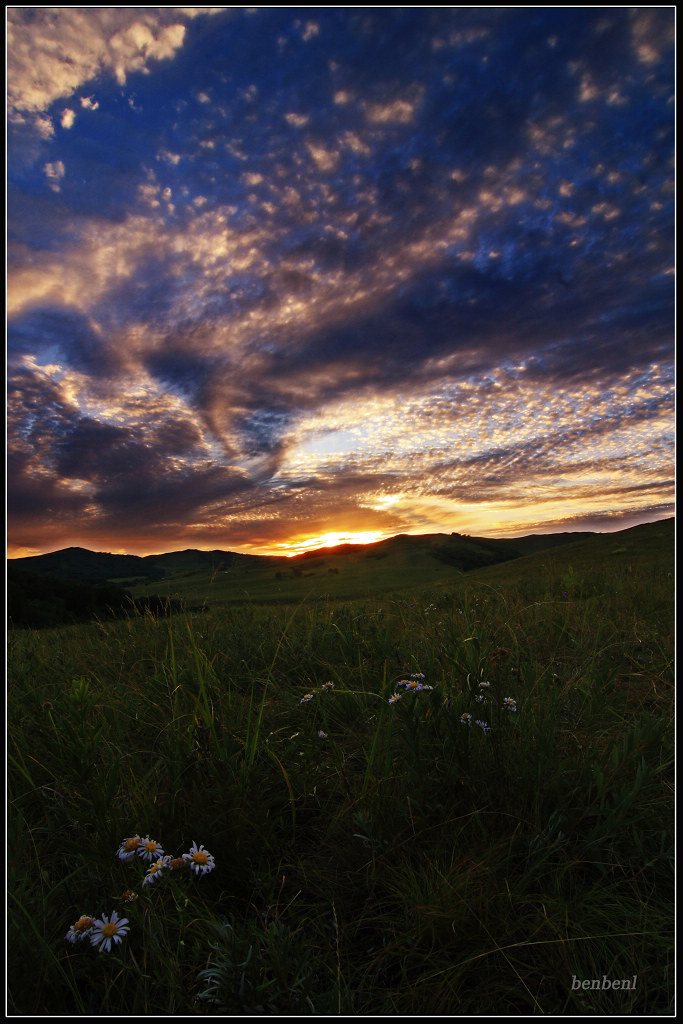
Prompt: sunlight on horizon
<box><xmin>275</xmin><ymin>531</ymin><xmax>387</xmax><ymax>557</ymax></box>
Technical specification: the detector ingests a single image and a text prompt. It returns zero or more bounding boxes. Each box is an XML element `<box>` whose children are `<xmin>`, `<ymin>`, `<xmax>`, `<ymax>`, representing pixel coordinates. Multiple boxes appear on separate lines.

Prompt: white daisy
<box><xmin>66</xmin><ymin>915</ymin><xmax>94</xmax><ymax>943</ymax></box>
<box><xmin>182</xmin><ymin>841</ymin><xmax>216</xmax><ymax>876</ymax></box>
<box><xmin>117</xmin><ymin>836</ymin><xmax>142</xmax><ymax>861</ymax></box>
<box><xmin>90</xmin><ymin>910</ymin><xmax>130</xmax><ymax>953</ymax></box>
<box><xmin>142</xmin><ymin>855</ymin><xmax>171</xmax><ymax>885</ymax></box>
<box><xmin>137</xmin><ymin>837</ymin><xmax>164</xmax><ymax>862</ymax></box>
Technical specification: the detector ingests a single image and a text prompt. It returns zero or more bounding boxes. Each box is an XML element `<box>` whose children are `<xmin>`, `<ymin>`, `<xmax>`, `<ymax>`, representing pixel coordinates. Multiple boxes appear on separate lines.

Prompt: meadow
<box><xmin>7</xmin><ymin>520</ymin><xmax>674</xmax><ymax>1014</ymax></box>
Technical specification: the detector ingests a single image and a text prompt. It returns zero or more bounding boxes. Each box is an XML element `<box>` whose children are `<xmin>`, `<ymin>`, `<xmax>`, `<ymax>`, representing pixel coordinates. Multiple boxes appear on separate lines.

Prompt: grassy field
<box><xmin>7</xmin><ymin>519</ymin><xmax>674</xmax><ymax>1014</ymax></box>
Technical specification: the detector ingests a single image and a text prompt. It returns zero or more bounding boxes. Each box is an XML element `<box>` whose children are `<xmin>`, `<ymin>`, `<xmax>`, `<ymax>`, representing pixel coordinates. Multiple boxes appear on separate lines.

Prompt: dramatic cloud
<box><xmin>7</xmin><ymin>8</ymin><xmax>674</xmax><ymax>556</ymax></box>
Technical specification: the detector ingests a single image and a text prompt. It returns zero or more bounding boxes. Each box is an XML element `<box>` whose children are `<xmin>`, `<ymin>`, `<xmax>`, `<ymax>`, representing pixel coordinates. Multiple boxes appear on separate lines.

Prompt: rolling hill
<box><xmin>9</xmin><ymin>527</ymin><xmax>601</xmax><ymax>584</ymax></box>
<box><xmin>7</xmin><ymin>519</ymin><xmax>674</xmax><ymax>621</ymax></box>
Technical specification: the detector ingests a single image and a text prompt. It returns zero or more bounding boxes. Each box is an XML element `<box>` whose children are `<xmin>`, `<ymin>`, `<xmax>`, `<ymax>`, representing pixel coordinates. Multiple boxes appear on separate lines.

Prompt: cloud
<box><xmin>364</xmin><ymin>96</ymin><xmax>422</xmax><ymax>125</ymax></box>
<box><xmin>6</xmin><ymin>9</ymin><xmax>214</xmax><ymax>118</ymax></box>
<box><xmin>44</xmin><ymin>160</ymin><xmax>65</xmax><ymax>192</ymax></box>
<box><xmin>6</xmin><ymin>7</ymin><xmax>228</xmax><ymax>173</ymax></box>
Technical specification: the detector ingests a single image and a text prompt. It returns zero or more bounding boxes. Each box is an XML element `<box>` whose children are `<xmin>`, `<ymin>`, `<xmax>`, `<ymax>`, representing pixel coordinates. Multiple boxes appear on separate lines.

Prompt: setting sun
<box><xmin>276</xmin><ymin>531</ymin><xmax>387</xmax><ymax>557</ymax></box>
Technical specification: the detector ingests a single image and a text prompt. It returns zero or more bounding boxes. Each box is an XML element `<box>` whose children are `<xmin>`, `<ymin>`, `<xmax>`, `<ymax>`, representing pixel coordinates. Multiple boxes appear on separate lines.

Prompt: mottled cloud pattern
<box><xmin>7</xmin><ymin>8</ymin><xmax>674</xmax><ymax>556</ymax></box>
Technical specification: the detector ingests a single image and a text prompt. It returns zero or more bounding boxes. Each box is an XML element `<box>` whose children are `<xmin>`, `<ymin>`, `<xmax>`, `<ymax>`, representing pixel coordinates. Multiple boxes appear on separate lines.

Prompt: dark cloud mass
<box><xmin>6</xmin><ymin>7</ymin><xmax>675</xmax><ymax>556</ymax></box>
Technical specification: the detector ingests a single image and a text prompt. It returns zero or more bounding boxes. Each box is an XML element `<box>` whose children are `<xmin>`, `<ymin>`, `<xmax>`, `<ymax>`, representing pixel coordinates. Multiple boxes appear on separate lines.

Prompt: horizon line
<box><xmin>7</xmin><ymin>514</ymin><xmax>674</xmax><ymax>562</ymax></box>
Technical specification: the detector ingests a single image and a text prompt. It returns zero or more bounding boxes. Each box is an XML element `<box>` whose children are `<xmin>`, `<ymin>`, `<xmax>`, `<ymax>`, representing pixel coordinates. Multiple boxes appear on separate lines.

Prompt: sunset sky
<box><xmin>7</xmin><ymin>7</ymin><xmax>675</xmax><ymax>558</ymax></box>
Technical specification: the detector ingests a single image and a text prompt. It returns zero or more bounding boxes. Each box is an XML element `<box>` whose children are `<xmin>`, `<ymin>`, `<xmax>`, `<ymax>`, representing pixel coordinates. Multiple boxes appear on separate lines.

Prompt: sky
<box><xmin>6</xmin><ymin>7</ymin><xmax>675</xmax><ymax>558</ymax></box>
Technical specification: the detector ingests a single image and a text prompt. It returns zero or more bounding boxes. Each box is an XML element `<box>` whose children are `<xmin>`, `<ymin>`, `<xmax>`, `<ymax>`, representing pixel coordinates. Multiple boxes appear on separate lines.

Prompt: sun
<box><xmin>276</xmin><ymin>531</ymin><xmax>386</xmax><ymax>557</ymax></box>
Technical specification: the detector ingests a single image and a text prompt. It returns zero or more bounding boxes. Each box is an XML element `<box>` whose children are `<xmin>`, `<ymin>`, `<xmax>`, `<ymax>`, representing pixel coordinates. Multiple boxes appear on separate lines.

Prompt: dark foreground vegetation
<box><xmin>7</xmin><ymin>566</ymin><xmax>187</xmax><ymax>629</ymax></box>
<box><xmin>7</xmin><ymin>520</ymin><xmax>674</xmax><ymax>1014</ymax></box>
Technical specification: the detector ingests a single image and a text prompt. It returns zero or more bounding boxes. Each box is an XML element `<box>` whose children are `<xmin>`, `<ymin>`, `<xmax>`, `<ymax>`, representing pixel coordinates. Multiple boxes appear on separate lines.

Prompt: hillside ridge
<box><xmin>9</xmin><ymin>518</ymin><xmax>673</xmax><ymax>585</ymax></box>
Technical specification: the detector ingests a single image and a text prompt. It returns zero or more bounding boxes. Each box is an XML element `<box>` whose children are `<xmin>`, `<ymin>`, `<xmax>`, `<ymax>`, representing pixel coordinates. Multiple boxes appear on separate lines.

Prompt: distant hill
<box><xmin>9</xmin><ymin>545</ymin><xmax>268</xmax><ymax>585</ymax></box>
<box><xmin>11</xmin><ymin>523</ymin><xmax>673</xmax><ymax>586</ymax></box>
<box><xmin>292</xmin><ymin>530</ymin><xmax>601</xmax><ymax>570</ymax></box>
<box><xmin>7</xmin><ymin>519</ymin><xmax>673</xmax><ymax>624</ymax></box>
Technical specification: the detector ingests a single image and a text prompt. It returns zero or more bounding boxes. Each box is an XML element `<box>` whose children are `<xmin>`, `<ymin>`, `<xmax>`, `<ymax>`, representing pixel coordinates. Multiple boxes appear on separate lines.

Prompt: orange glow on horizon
<box><xmin>6</xmin><ymin>508</ymin><xmax>672</xmax><ymax>562</ymax></box>
<box><xmin>273</xmin><ymin>530</ymin><xmax>388</xmax><ymax>557</ymax></box>
<box><xmin>6</xmin><ymin>531</ymin><xmax>390</xmax><ymax>561</ymax></box>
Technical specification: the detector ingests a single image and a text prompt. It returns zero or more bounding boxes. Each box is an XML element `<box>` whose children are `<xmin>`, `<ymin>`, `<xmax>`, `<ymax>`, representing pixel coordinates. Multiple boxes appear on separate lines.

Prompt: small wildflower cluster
<box><xmin>67</xmin><ymin>836</ymin><xmax>216</xmax><ymax>952</ymax></box>
<box><xmin>118</xmin><ymin>835</ymin><xmax>216</xmax><ymax>884</ymax></box>
<box><xmin>118</xmin><ymin>835</ymin><xmax>165</xmax><ymax>863</ymax></box>
<box><xmin>460</xmin><ymin>713</ymin><xmax>491</xmax><ymax>734</ymax></box>
<box><xmin>459</xmin><ymin>681</ymin><xmax>519</xmax><ymax>733</ymax></box>
<box><xmin>389</xmin><ymin>673</ymin><xmax>434</xmax><ymax>704</ymax></box>
<box><xmin>66</xmin><ymin>910</ymin><xmax>129</xmax><ymax>953</ymax></box>
<box><xmin>299</xmin><ymin>680</ymin><xmax>335</xmax><ymax>704</ymax></box>
<box><xmin>474</xmin><ymin>679</ymin><xmax>491</xmax><ymax>704</ymax></box>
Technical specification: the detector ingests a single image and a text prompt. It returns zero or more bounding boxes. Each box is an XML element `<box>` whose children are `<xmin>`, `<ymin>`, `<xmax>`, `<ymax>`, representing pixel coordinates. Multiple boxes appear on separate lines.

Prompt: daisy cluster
<box><xmin>66</xmin><ymin>837</ymin><xmax>216</xmax><ymax>952</ymax></box>
<box><xmin>459</xmin><ymin>713</ymin><xmax>492</xmax><ymax>734</ymax></box>
<box><xmin>388</xmin><ymin>673</ymin><xmax>434</xmax><ymax>704</ymax></box>
<box><xmin>474</xmin><ymin>680</ymin><xmax>491</xmax><ymax>705</ymax></box>
<box><xmin>117</xmin><ymin>836</ymin><xmax>216</xmax><ymax>883</ymax></box>
<box><xmin>299</xmin><ymin>680</ymin><xmax>335</xmax><ymax>704</ymax></box>
<box><xmin>459</xmin><ymin>685</ymin><xmax>519</xmax><ymax>734</ymax></box>
<box><xmin>65</xmin><ymin>910</ymin><xmax>129</xmax><ymax>953</ymax></box>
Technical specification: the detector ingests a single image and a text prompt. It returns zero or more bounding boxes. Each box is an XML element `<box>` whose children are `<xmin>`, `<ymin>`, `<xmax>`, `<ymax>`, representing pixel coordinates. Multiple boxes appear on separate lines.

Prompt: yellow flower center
<box><xmin>74</xmin><ymin>917</ymin><xmax>93</xmax><ymax>931</ymax></box>
<box><xmin>124</xmin><ymin>838</ymin><xmax>140</xmax><ymax>851</ymax></box>
<box><xmin>102</xmin><ymin>922</ymin><xmax>117</xmax><ymax>938</ymax></box>
<box><xmin>144</xmin><ymin>841</ymin><xmax>157</xmax><ymax>853</ymax></box>
<box><xmin>193</xmin><ymin>850</ymin><xmax>209</xmax><ymax>865</ymax></box>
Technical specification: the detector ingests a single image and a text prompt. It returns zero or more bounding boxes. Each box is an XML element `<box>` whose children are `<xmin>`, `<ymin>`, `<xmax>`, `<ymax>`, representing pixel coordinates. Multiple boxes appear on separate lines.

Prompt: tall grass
<box><xmin>7</xmin><ymin>550</ymin><xmax>674</xmax><ymax>1014</ymax></box>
